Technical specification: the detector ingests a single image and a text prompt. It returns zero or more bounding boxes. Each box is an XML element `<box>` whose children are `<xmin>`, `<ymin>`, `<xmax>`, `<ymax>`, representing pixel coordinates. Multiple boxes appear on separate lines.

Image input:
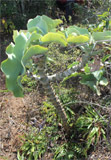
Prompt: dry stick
<box><xmin>37</xmin><ymin>55</ymin><xmax>69</xmax><ymax>133</ymax></box>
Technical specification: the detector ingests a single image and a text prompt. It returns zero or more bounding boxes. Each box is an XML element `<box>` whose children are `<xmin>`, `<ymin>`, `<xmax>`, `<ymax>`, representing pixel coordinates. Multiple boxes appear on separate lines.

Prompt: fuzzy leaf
<box><xmin>66</xmin><ymin>26</ymin><xmax>89</xmax><ymax>37</ymax></box>
<box><xmin>92</xmin><ymin>70</ymin><xmax>104</xmax><ymax>81</ymax></box>
<box><xmin>42</xmin><ymin>15</ymin><xmax>63</xmax><ymax>31</ymax></box>
<box><xmin>92</xmin><ymin>31</ymin><xmax>111</xmax><ymax>41</ymax></box>
<box><xmin>1</xmin><ymin>33</ymin><xmax>27</xmax><ymax>97</ymax></box>
<box><xmin>41</xmin><ymin>32</ymin><xmax>67</xmax><ymax>46</ymax></box>
<box><xmin>24</xmin><ymin>32</ymin><xmax>42</xmax><ymax>51</ymax></box>
<box><xmin>99</xmin><ymin>77</ymin><xmax>108</xmax><ymax>86</ymax></box>
<box><xmin>13</xmin><ymin>30</ymin><xmax>19</xmax><ymax>42</ymax></box>
<box><xmin>67</xmin><ymin>35</ymin><xmax>89</xmax><ymax>43</ymax></box>
<box><xmin>27</xmin><ymin>16</ymin><xmax>48</xmax><ymax>34</ymax></box>
<box><xmin>27</xmin><ymin>15</ymin><xmax>63</xmax><ymax>34</ymax></box>
<box><xmin>1</xmin><ymin>32</ymin><xmax>48</xmax><ymax>97</ymax></box>
<box><xmin>80</xmin><ymin>74</ymin><xmax>101</xmax><ymax>96</ymax></box>
<box><xmin>23</xmin><ymin>45</ymin><xmax>48</xmax><ymax>65</ymax></box>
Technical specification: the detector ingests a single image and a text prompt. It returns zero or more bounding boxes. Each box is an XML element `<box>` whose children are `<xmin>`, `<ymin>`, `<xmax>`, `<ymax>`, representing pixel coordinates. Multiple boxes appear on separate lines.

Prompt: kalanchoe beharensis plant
<box><xmin>1</xmin><ymin>15</ymin><xmax>111</xmax><ymax>132</ymax></box>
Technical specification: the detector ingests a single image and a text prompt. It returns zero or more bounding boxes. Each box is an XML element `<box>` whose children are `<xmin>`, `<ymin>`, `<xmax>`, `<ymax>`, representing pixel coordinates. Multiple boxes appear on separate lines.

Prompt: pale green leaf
<box><xmin>27</xmin><ymin>16</ymin><xmax>41</xmax><ymax>31</ymax></box>
<box><xmin>99</xmin><ymin>77</ymin><xmax>108</xmax><ymax>86</ymax></box>
<box><xmin>24</xmin><ymin>32</ymin><xmax>42</xmax><ymax>51</ymax></box>
<box><xmin>1</xmin><ymin>33</ymin><xmax>27</xmax><ymax>97</ymax></box>
<box><xmin>23</xmin><ymin>45</ymin><xmax>48</xmax><ymax>65</ymax></box>
<box><xmin>88</xmin><ymin>127</ymin><xmax>99</xmax><ymax>139</ymax></box>
<box><xmin>92</xmin><ymin>31</ymin><xmax>111</xmax><ymax>41</ymax></box>
<box><xmin>66</xmin><ymin>26</ymin><xmax>89</xmax><ymax>36</ymax></box>
<box><xmin>42</xmin><ymin>15</ymin><xmax>63</xmax><ymax>31</ymax></box>
<box><xmin>27</xmin><ymin>15</ymin><xmax>62</xmax><ymax>34</ymax></box>
<box><xmin>13</xmin><ymin>30</ymin><xmax>19</xmax><ymax>42</ymax></box>
<box><xmin>73</xmin><ymin>26</ymin><xmax>89</xmax><ymax>35</ymax></box>
<box><xmin>92</xmin><ymin>70</ymin><xmax>104</xmax><ymax>81</ymax></box>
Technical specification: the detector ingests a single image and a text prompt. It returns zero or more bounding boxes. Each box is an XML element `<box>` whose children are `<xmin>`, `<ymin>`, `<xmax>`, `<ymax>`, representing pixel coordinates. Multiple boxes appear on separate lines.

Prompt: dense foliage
<box><xmin>1</xmin><ymin>15</ymin><xmax>111</xmax><ymax>97</ymax></box>
<box><xmin>1</xmin><ymin>0</ymin><xmax>56</xmax><ymax>31</ymax></box>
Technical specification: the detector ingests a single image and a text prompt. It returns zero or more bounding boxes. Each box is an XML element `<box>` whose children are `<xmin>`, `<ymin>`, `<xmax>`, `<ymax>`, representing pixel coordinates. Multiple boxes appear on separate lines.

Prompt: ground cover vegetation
<box><xmin>0</xmin><ymin>0</ymin><xmax>111</xmax><ymax>159</ymax></box>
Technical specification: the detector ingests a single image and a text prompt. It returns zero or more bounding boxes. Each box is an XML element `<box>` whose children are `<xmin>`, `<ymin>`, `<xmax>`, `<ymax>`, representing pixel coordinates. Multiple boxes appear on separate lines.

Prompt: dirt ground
<box><xmin>0</xmin><ymin>70</ymin><xmax>111</xmax><ymax>160</ymax></box>
<box><xmin>0</xmin><ymin>70</ymin><xmax>46</xmax><ymax>160</ymax></box>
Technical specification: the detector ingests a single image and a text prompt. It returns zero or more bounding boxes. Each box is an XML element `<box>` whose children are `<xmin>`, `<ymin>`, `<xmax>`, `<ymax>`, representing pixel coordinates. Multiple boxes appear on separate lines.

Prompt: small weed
<box><xmin>75</xmin><ymin>105</ymin><xmax>107</xmax><ymax>157</ymax></box>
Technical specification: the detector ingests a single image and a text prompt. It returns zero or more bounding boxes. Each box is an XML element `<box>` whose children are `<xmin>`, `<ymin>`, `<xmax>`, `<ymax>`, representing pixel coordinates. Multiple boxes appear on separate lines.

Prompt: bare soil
<box><xmin>0</xmin><ymin>71</ymin><xmax>46</xmax><ymax>160</ymax></box>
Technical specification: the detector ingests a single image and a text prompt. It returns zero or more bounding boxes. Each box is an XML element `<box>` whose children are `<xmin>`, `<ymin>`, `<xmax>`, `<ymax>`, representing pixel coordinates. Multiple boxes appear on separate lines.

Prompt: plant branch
<box><xmin>37</xmin><ymin>55</ymin><xmax>69</xmax><ymax>133</ymax></box>
<box><xmin>46</xmin><ymin>52</ymin><xmax>94</xmax><ymax>82</ymax></box>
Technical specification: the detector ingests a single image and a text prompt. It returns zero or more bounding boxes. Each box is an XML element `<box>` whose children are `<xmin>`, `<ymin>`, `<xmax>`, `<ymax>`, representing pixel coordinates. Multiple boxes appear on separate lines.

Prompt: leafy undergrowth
<box><xmin>18</xmin><ymin>98</ymin><xmax>111</xmax><ymax>160</ymax></box>
<box><xmin>19</xmin><ymin>43</ymin><xmax>111</xmax><ymax>159</ymax></box>
<box><xmin>18</xmin><ymin>38</ymin><xmax>111</xmax><ymax>160</ymax></box>
<box><xmin>0</xmin><ymin>68</ymin><xmax>111</xmax><ymax>160</ymax></box>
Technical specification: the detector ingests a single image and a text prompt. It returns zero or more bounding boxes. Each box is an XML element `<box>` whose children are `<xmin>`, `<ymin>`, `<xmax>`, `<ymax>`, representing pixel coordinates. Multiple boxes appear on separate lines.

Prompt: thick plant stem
<box><xmin>37</xmin><ymin>55</ymin><xmax>69</xmax><ymax>133</ymax></box>
<box><xmin>47</xmin><ymin>54</ymin><xmax>91</xmax><ymax>82</ymax></box>
<box><xmin>34</xmin><ymin>53</ymin><xmax>92</xmax><ymax>83</ymax></box>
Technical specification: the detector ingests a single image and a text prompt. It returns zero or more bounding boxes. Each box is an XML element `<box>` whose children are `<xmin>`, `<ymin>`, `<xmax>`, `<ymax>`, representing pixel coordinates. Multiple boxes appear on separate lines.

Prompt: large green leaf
<box><xmin>41</xmin><ymin>32</ymin><xmax>67</xmax><ymax>46</ymax></box>
<box><xmin>13</xmin><ymin>30</ymin><xmax>19</xmax><ymax>42</ymax></box>
<box><xmin>1</xmin><ymin>33</ymin><xmax>48</xmax><ymax>97</ymax></box>
<box><xmin>27</xmin><ymin>16</ymin><xmax>41</xmax><ymax>31</ymax></box>
<box><xmin>27</xmin><ymin>16</ymin><xmax>48</xmax><ymax>34</ymax></box>
<box><xmin>67</xmin><ymin>35</ymin><xmax>89</xmax><ymax>44</ymax></box>
<box><xmin>13</xmin><ymin>30</ymin><xmax>30</xmax><ymax>43</ymax></box>
<box><xmin>66</xmin><ymin>26</ymin><xmax>89</xmax><ymax>37</ymax></box>
<box><xmin>23</xmin><ymin>45</ymin><xmax>48</xmax><ymax>65</ymax></box>
<box><xmin>24</xmin><ymin>32</ymin><xmax>42</xmax><ymax>51</ymax></box>
<box><xmin>42</xmin><ymin>15</ymin><xmax>63</xmax><ymax>31</ymax></box>
<box><xmin>14</xmin><ymin>33</ymin><xmax>27</xmax><ymax>60</ymax></box>
<box><xmin>92</xmin><ymin>70</ymin><xmax>104</xmax><ymax>81</ymax></box>
<box><xmin>1</xmin><ymin>33</ymin><xmax>27</xmax><ymax>97</ymax></box>
<box><xmin>65</xmin><ymin>26</ymin><xmax>80</xmax><ymax>37</ymax></box>
<box><xmin>36</xmin><ymin>19</ymin><xmax>48</xmax><ymax>35</ymax></box>
<box><xmin>80</xmin><ymin>74</ymin><xmax>101</xmax><ymax>96</ymax></box>
<box><xmin>92</xmin><ymin>31</ymin><xmax>111</xmax><ymax>41</ymax></box>
<box><xmin>27</xmin><ymin>15</ymin><xmax>63</xmax><ymax>35</ymax></box>
<box><xmin>99</xmin><ymin>77</ymin><xmax>108</xmax><ymax>86</ymax></box>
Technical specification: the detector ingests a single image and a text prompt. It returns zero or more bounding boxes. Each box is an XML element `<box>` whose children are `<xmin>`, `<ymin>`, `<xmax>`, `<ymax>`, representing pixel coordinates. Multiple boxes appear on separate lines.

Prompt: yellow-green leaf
<box><xmin>41</xmin><ymin>32</ymin><xmax>67</xmax><ymax>47</ymax></box>
<box><xmin>23</xmin><ymin>45</ymin><xmax>48</xmax><ymax>65</ymax></box>
<box><xmin>67</xmin><ymin>35</ymin><xmax>89</xmax><ymax>43</ymax></box>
